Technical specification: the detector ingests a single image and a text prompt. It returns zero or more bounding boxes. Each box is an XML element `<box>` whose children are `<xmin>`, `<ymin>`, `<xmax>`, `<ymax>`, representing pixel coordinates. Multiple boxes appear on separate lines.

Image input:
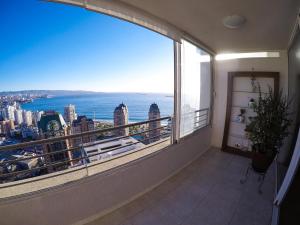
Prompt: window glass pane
<box><xmin>180</xmin><ymin>40</ymin><xmax>211</xmax><ymax>137</ymax></box>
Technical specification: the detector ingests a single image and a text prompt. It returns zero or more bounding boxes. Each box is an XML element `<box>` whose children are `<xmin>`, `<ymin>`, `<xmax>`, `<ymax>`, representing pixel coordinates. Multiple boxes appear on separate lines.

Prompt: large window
<box><xmin>0</xmin><ymin>1</ymin><xmax>214</xmax><ymax>187</ymax></box>
<box><xmin>179</xmin><ymin>40</ymin><xmax>212</xmax><ymax>137</ymax></box>
<box><xmin>0</xmin><ymin>1</ymin><xmax>174</xmax><ymax>185</ymax></box>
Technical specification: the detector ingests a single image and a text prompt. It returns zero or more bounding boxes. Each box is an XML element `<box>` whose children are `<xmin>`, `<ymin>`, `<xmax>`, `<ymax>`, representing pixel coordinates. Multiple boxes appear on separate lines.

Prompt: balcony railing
<box><xmin>194</xmin><ymin>108</ymin><xmax>210</xmax><ymax>129</ymax></box>
<box><xmin>0</xmin><ymin>108</ymin><xmax>209</xmax><ymax>185</ymax></box>
<box><xmin>0</xmin><ymin>116</ymin><xmax>170</xmax><ymax>184</ymax></box>
<box><xmin>179</xmin><ymin>108</ymin><xmax>210</xmax><ymax>136</ymax></box>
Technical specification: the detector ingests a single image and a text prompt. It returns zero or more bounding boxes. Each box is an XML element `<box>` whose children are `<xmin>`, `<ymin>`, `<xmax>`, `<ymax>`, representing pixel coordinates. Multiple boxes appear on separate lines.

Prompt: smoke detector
<box><xmin>223</xmin><ymin>15</ymin><xmax>246</xmax><ymax>29</ymax></box>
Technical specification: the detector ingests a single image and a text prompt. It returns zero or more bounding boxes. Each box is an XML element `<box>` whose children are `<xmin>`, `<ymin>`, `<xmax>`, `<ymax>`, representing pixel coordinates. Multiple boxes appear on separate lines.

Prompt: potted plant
<box><xmin>245</xmin><ymin>87</ymin><xmax>292</xmax><ymax>173</ymax></box>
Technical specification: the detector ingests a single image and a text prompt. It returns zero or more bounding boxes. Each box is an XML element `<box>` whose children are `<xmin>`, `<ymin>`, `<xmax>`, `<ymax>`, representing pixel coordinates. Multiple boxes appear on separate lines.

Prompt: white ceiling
<box><xmin>120</xmin><ymin>0</ymin><xmax>300</xmax><ymax>53</ymax></box>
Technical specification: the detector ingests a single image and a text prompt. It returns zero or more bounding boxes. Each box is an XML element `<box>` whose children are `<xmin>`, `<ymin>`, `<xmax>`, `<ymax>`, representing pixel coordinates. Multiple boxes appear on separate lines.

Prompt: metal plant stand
<box><xmin>240</xmin><ymin>162</ymin><xmax>266</xmax><ymax>194</ymax></box>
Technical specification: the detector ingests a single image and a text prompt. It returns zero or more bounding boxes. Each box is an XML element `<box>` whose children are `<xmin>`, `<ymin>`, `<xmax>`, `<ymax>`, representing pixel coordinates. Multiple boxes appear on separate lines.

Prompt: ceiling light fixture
<box><xmin>223</xmin><ymin>15</ymin><xmax>246</xmax><ymax>29</ymax></box>
<box><xmin>215</xmin><ymin>52</ymin><xmax>280</xmax><ymax>61</ymax></box>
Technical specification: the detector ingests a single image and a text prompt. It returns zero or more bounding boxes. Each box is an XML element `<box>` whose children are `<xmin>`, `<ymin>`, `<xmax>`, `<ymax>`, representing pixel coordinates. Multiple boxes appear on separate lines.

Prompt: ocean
<box><xmin>21</xmin><ymin>93</ymin><xmax>173</xmax><ymax>122</ymax></box>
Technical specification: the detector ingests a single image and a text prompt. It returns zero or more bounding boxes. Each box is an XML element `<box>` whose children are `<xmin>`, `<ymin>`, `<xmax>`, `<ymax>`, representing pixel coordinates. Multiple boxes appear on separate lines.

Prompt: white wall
<box><xmin>211</xmin><ymin>51</ymin><xmax>289</xmax><ymax>148</ymax></box>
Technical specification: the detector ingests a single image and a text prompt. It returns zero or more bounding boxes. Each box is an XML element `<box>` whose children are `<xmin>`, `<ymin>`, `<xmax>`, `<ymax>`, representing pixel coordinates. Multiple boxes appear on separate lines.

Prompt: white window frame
<box><xmin>173</xmin><ymin>39</ymin><xmax>214</xmax><ymax>143</ymax></box>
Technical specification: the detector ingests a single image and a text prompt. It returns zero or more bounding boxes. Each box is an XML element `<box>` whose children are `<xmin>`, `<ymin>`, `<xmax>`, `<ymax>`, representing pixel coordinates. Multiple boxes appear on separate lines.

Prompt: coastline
<box><xmin>20</xmin><ymin>93</ymin><xmax>173</xmax><ymax>123</ymax></box>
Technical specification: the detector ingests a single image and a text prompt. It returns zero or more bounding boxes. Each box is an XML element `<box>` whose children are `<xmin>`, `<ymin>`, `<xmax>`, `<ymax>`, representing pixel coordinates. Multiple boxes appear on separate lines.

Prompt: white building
<box><xmin>3</xmin><ymin>106</ymin><xmax>15</xmax><ymax>121</ymax></box>
<box><xmin>83</xmin><ymin>137</ymin><xmax>145</xmax><ymax>163</ymax></box>
<box><xmin>14</xmin><ymin>109</ymin><xmax>23</xmax><ymax>125</ymax></box>
<box><xmin>11</xmin><ymin>101</ymin><xmax>17</xmax><ymax>109</ymax></box>
<box><xmin>64</xmin><ymin>104</ymin><xmax>77</xmax><ymax>124</ymax></box>
<box><xmin>22</xmin><ymin>110</ymin><xmax>33</xmax><ymax>126</ymax></box>
<box><xmin>32</xmin><ymin>111</ymin><xmax>44</xmax><ymax>126</ymax></box>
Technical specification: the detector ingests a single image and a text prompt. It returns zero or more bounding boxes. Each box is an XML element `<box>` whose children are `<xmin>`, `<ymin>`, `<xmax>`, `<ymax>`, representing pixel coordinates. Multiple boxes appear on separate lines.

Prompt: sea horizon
<box><xmin>0</xmin><ymin>89</ymin><xmax>174</xmax><ymax>96</ymax></box>
<box><xmin>21</xmin><ymin>92</ymin><xmax>174</xmax><ymax>123</ymax></box>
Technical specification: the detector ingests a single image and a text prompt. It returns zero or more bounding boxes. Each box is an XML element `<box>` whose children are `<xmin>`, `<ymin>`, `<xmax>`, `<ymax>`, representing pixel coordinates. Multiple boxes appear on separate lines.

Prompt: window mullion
<box><xmin>172</xmin><ymin>41</ymin><xmax>181</xmax><ymax>144</ymax></box>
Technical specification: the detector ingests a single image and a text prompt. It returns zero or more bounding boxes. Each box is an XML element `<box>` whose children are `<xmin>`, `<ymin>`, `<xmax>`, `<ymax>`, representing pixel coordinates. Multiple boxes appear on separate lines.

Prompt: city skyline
<box><xmin>0</xmin><ymin>94</ymin><xmax>169</xmax><ymax>177</ymax></box>
<box><xmin>0</xmin><ymin>0</ymin><xmax>174</xmax><ymax>93</ymax></box>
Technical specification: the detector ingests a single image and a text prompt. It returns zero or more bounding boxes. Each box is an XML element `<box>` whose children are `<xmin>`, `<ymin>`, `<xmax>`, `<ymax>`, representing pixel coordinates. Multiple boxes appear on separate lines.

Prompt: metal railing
<box><xmin>0</xmin><ymin>117</ymin><xmax>171</xmax><ymax>184</ymax></box>
<box><xmin>0</xmin><ymin>109</ymin><xmax>209</xmax><ymax>184</ymax></box>
<box><xmin>180</xmin><ymin>108</ymin><xmax>209</xmax><ymax>135</ymax></box>
<box><xmin>194</xmin><ymin>108</ymin><xmax>209</xmax><ymax>129</ymax></box>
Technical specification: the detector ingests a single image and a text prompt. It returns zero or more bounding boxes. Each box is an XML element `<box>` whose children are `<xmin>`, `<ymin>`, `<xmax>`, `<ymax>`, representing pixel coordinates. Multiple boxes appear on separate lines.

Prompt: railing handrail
<box><xmin>0</xmin><ymin>109</ymin><xmax>210</xmax><ymax>184</ymax></box>
<box><xmin>0</xmin><ymin>125</ymin><xmax>168</xmax><ymax>166</ymax></box>
<box><xmin>194</xmin><ymin>108</ymin><xmax>209</xmax><ymax>113</ymax></box>
<box><xmin>0</xmin><ymin>133</ymin><xmax>170</xmax><ymax>179</ymax></box>
<box><xmin>181</xmin><ymin>108</ymin><xmax>209</xmax><ymax>115</ymax></box>
<box><xmin>0</xmin><ymin>116</ymin><xmax>171</xmax><ymax>152</ymax></box>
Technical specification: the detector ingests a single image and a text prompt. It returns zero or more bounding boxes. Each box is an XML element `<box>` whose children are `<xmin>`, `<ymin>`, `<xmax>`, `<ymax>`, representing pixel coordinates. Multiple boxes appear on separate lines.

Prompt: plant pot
<box><xmin>248</xmin><ymin>98</ymin><xmax>255</xmax><ymax>109</ymax></box>
<box><xmin>251</xmin><ymin>145</ymin><xmax>276</xmax><ymax>173</ymax></box>
<box><xmin>236</xmin><ymin>115</ymin><xmax>245</xmax><ymax>123</ymax></box>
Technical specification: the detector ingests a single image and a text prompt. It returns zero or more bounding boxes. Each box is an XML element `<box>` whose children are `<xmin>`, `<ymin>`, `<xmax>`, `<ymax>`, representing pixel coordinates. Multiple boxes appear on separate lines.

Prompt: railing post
<box><xmin>170</xmin><ymin>116</ymin><xmax>173</xmax><ymax>144</ymax></box>
<box><xmin>79</xmin><ymin>134</ymin><xmax>89</xmax><ymax>177</ymax></box>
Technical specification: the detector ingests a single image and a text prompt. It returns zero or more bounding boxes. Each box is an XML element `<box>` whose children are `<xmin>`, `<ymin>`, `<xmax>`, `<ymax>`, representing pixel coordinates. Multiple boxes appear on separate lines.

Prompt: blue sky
<box><xmin>0</xmin><ymin>0</ymin><xmax>174</xmax><ymax>93</ymax></box>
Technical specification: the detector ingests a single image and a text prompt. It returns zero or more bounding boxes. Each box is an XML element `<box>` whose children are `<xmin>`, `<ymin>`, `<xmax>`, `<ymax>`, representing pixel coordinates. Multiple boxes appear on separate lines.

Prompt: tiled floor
<box><xmin>87</xmin><ymin>148</ymin><xmax>275</xmax><ymax>225</ymax></box>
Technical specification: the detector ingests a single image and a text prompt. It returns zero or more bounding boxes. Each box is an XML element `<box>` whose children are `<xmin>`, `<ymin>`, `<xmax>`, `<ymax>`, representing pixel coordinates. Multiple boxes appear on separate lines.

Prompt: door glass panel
<box><xmin>180</xmin><ymin>40</ymin><xmax>211</xmax><ymax>137</ymax></box>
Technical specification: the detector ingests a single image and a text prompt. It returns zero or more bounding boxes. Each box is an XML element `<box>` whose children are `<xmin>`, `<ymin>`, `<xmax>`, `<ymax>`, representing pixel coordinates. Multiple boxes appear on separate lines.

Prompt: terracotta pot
<box><xmin>251</xmin><ymin>145</ymin><xmax>276</xmax><ymax>173</ymax></box>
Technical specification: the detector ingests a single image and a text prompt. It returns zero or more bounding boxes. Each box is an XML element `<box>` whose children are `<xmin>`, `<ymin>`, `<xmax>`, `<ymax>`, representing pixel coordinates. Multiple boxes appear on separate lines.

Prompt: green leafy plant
<box><xmin>245</xmin><ymin>86</ymin><xmax>292</xmax><ymax>156</ymax></box>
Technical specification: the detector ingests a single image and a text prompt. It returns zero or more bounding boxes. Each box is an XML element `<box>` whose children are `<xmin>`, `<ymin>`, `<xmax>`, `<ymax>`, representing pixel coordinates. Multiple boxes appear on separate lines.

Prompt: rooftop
<box><xmin>114</xmin><ymin>103</ymin><xmax>128</xmax><ymax>112</ymax></box>
<box><xmin>149</xmin><ymin>103</ymin><xmax>160</xmax><ymax>113</ymax></box>
<box><xmin>73</xmin><ymin>115</ymin><xmax>94</xmax><ymax>125</ymax></box>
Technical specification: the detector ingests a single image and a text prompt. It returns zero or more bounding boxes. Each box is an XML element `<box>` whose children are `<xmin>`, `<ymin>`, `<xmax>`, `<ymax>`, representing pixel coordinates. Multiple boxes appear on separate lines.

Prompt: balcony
<box><xmin>86</xmin><ymin>148</ymin><xmax>275</xmax><ymax>225</ymax></box>
<box><xmin>0</xmin><ymin>109</ymin><xmax>210</xmax><ymax>195</ymax></box>
<box><xmin>0</xmin><ymin>0</ymin><xmax>299</xmax><ymax>225</ymax></box>
<box><xmin>0</xmin><ymin>117</ymin><xmax>170</xmax><ymax>188</ymax></box>
<box><xmin>0</xmin><ymin>120</ymin><xmax>274</xmax><ymax>225</ymax></box>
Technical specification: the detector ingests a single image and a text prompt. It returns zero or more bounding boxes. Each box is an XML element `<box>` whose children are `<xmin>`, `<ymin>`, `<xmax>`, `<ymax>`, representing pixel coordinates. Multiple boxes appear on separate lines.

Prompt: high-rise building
<box><xmin>0</xmin><ymin>120</ymin><xmax>15</xmax><ymax>136</ymax></box>
<box><xmin>3</xmin><ymin>106</ymin><xmax>15</xmax><ymax>121</ymax></box>
<box><xmin>148</xmin><ymin>103</ymin><xmax>161</xmax><ymax>143</ymax></box>
<box><xmin>64</xmin><ymin>104</ymin><xmax>77</xmax><ymax>124</ymax></box>
<box><xmin>0</xmin><ymin>110</ymin><xmax>4</xmax><ymax>121</ymax></box>
<box><xmin>22</xmin><ymin>110</ymin><xmax>33</xmax><ymax>126</ymax></box>
<box><xmin>71</xmin><ymin>116</ymin><xmax>95</xmax><ymax>146</ymax></box>
<box><xmin>8</xmin><ymin>119</ymin><xmax>15</xmax><ymax>132</ymax></box>
<box><xmin>113</xmin><ymin>103</ymin><xmax>129</xmax><ymax>137</ymax></box>
<box><xmin>0</xmin><ymin>122</ymin><xmax>4</xmax><ymax>135</ymax></box>
<box><xmin>32</xmin><ymin>111</ymin><xmax>44</xmax><ymax>126</ymax></box>
<box><xmin>14</xmin><ymin>109</ymin><xmax>23</xmax><ymax>125</ymax></box>
<box><xmin>15</xmin><ymin>102</ymin><xmax>21</xmax><ymax>110</ymax></box>
<box><xmin>11</xmin><ymin>101</ymin><xmax>17</xmax><ymax>109</ymax></box>
<box><xmin>38</xmin><ymin>111</ymin><xmax>72</xmax><ymax>172</ymax></box>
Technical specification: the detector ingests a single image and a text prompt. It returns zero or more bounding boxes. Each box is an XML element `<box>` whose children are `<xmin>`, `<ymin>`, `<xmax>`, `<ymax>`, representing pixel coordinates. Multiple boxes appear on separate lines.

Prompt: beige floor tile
<box><xmin>86</xmin><ymin>148</ymin><xmax>274</xmax><ymax>225</ymax></box>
